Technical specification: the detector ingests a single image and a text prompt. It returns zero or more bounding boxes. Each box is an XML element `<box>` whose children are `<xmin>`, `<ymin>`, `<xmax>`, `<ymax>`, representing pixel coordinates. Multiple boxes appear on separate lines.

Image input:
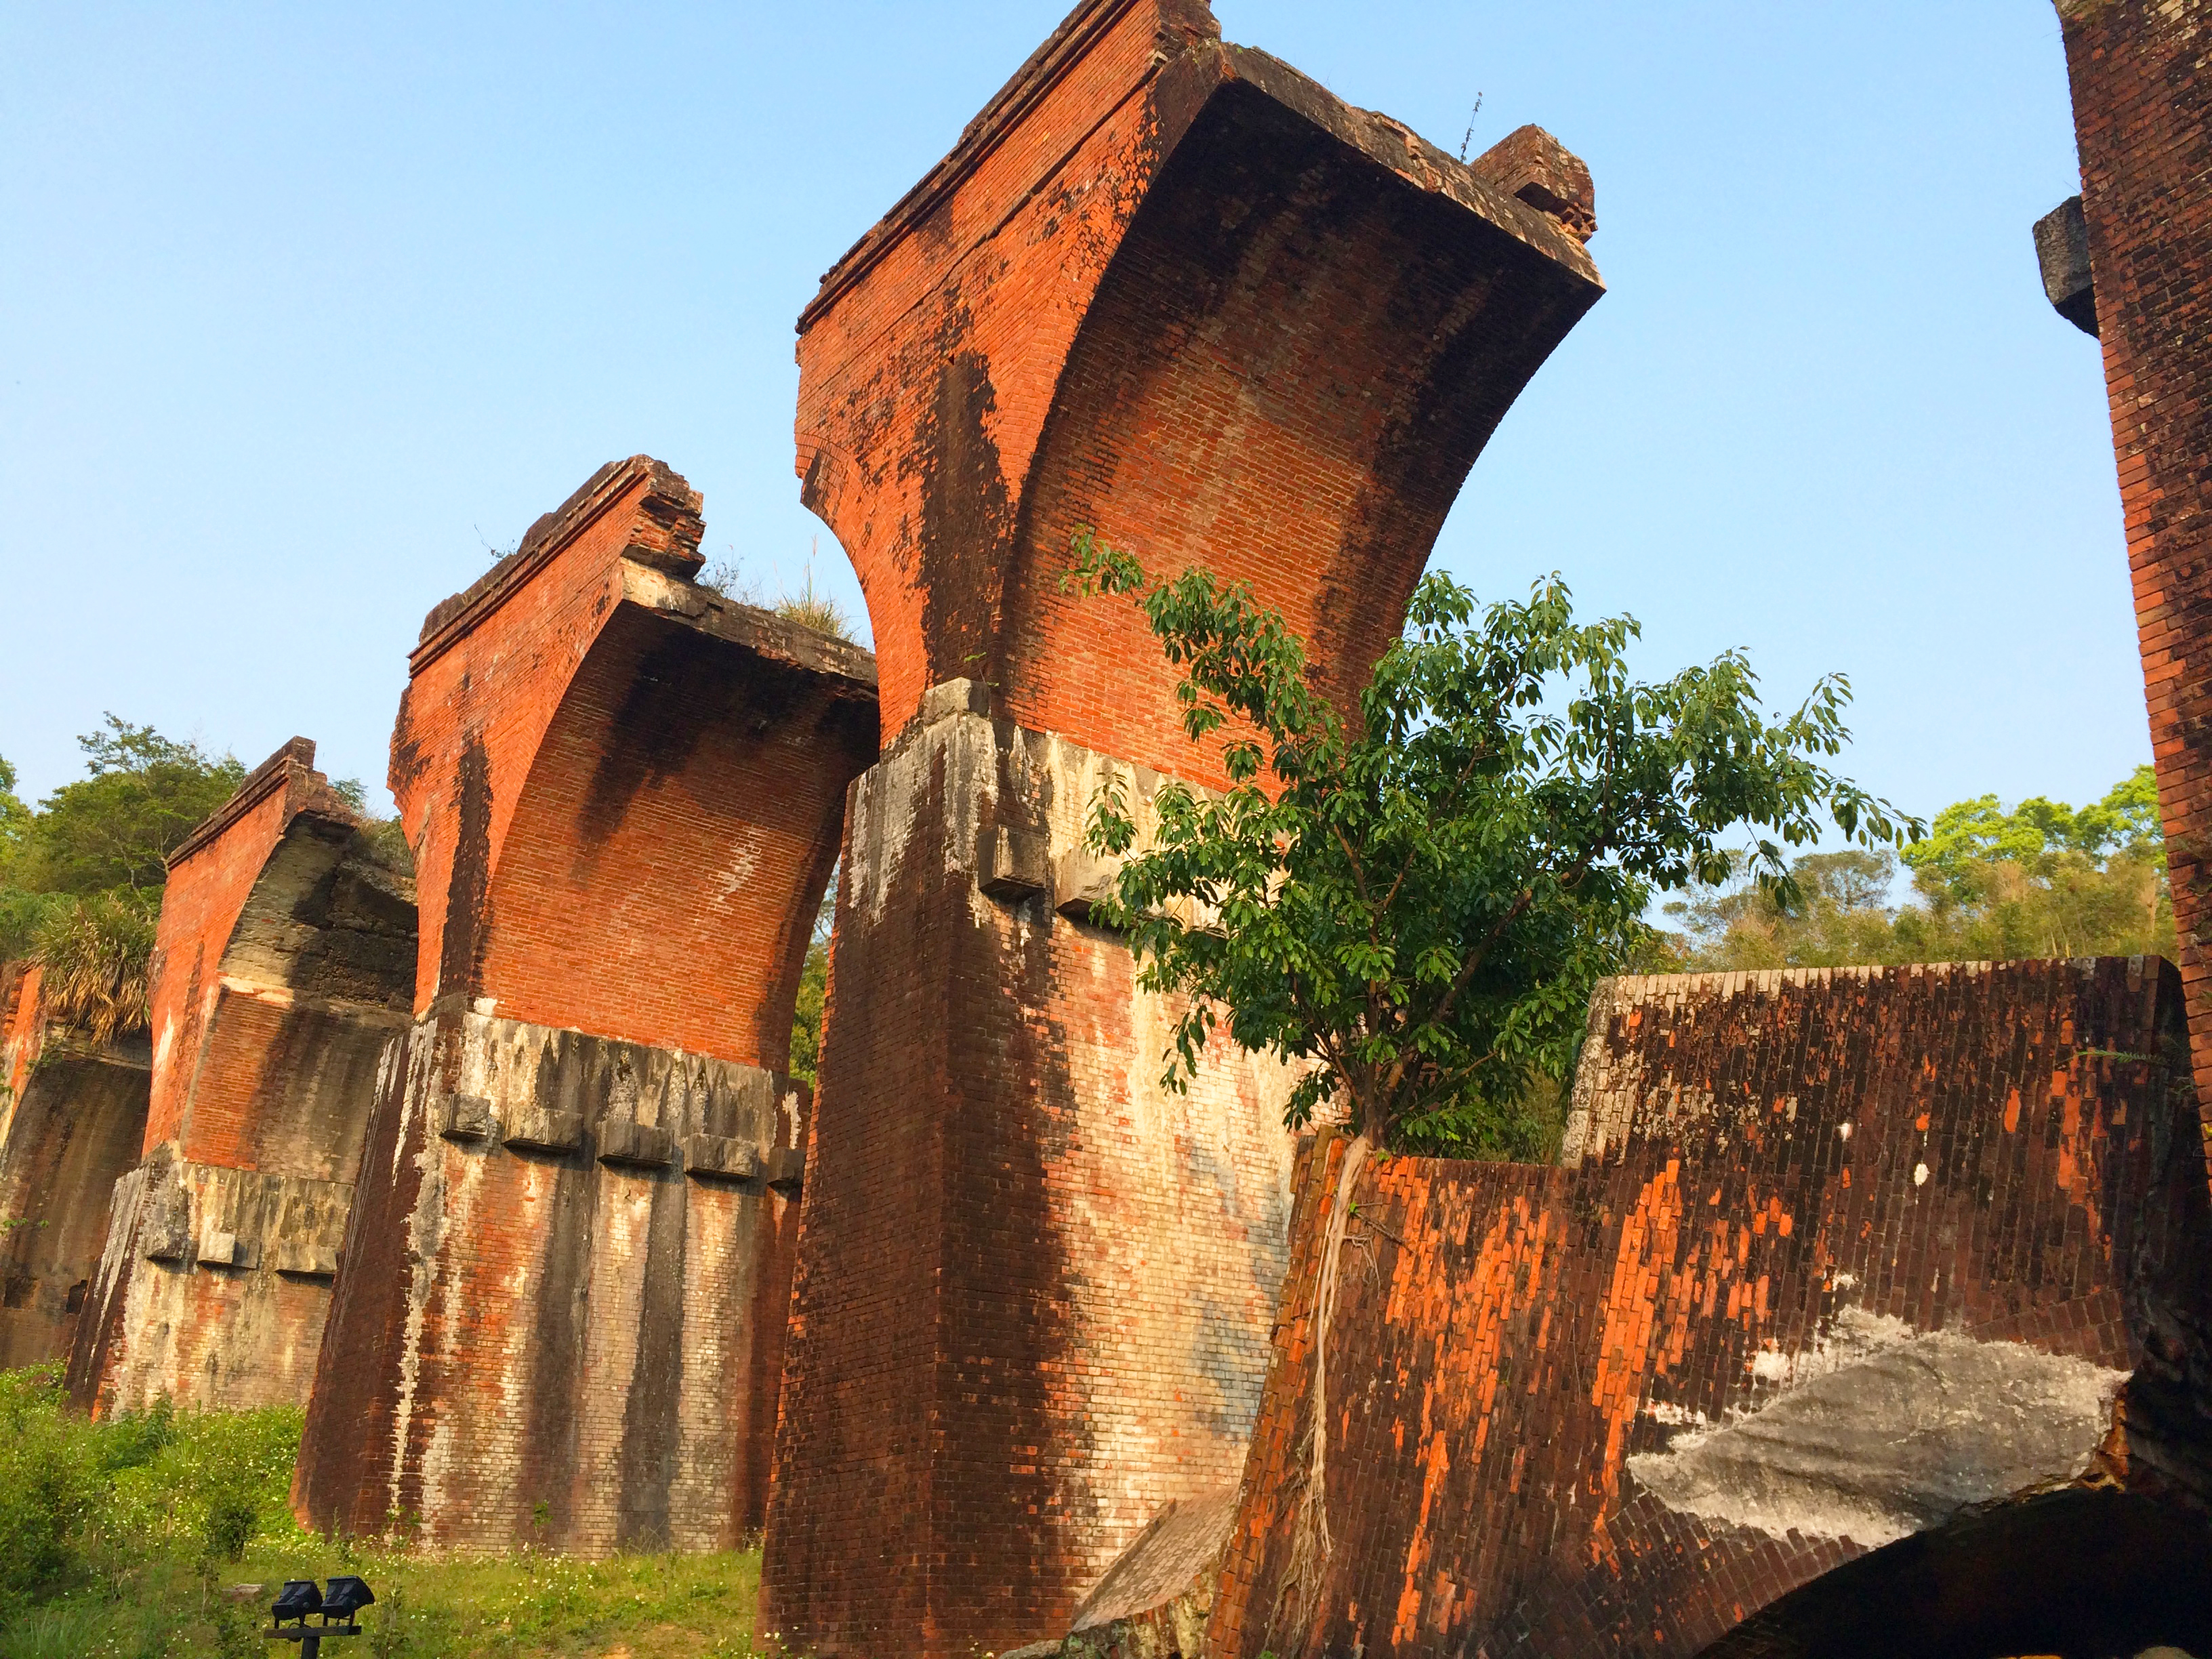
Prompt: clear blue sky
<box><xmin>1</xmin><ymin>1</ymin><xmax>2133</xmax><ymax>834</ymax></box>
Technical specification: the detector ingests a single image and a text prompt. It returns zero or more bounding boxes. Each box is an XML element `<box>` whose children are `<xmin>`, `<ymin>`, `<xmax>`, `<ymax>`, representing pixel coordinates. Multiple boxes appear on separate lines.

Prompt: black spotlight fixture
<box><xmin>267</xmin><ymin>1574</ymin><xmax>374</xmax><ymax>1654</ymax></box>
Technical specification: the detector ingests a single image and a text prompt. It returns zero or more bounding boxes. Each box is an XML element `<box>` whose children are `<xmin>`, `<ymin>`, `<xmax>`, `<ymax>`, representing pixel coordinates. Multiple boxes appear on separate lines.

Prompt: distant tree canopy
<box><xmin>0</xmin><ymin>718</ymin><xmax>245</xmax><ymax>1039</ymax></box>
<box><xmin>1667</xmin><ymin>766</ymin><xmax>2171</xmax><ymax>970</ymax></box>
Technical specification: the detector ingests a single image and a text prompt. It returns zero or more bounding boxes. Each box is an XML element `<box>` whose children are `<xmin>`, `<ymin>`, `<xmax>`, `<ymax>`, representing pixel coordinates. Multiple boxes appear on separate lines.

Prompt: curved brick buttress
<box><xmin>66</xmin><ymin>739</ymin><xmax>417</xmax><ymax>1414</ymax></box>
<box><xmin>762</xmin><ymin>3</ymin><xmax>1603</xmax><ymax>1652</ymax></box>
<box><xmin>2053</xmin><ymin>1</ymin><xmax>2212</xmax><ymax>1147</ymax></box>
<box><xmin>293</xmin><ymin>457</ymin><xmax>878</xmax><ymax>1555</ymax></box>
<box><xmin>1206</xmin><ymin>963</ymin><xmax>2212</xmax><ymax>1659</ymax></box>
<box><xmin>0</xmin><ymin>964</ymin><xmax>151</xmax><ymax>1369</ymax></box>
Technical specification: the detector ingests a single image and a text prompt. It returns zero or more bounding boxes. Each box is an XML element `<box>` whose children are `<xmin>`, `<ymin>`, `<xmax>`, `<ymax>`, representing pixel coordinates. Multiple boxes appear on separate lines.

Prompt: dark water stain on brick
<box><xmin>519</xmin><ymin>1032</ymin><xmax>594</xmax><ymax>1547</ymax></box>
<box><xmin>907</xmin><ymin>346</ymin><xmax>1012</xmax><ymax>694</ymax></box>
<box><xmin>575</xmin><ymin>626</ymin><xmax>803</xmax><ymax>846</ymax></box>
<box><xmin>438</xmin><ymin>737</ymin><xmax>493</xmax><ymax>1003</ymax></box>
<box><xmin>615</xmin><ymin>1160</ymin><xmax>689</xmax><ymax>1549</ymax></box>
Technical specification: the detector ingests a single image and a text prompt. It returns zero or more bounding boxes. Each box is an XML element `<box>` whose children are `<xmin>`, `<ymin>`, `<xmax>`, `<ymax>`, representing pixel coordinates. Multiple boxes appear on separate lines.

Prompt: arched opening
<box><xmin>1698</xmin><ymin>1490</ymin><xmax>2212</xmax><ymax>1659</ymax></box>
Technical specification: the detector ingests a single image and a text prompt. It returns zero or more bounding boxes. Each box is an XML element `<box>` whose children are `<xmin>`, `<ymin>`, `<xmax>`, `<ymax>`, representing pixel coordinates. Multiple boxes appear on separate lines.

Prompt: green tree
<box><xmin>788</xmin><ymin>872</ymin><xmax>838</xmax><ymax>1086</ymax></box>
<box><xmin>1673</xmin><ymin>767</ymin><xmax>2171</xmax><ymax>970</ymax></box>
<box><xmin>1068</xmin><ymin>537</ymin><xmax>1912</xmax><ymax>1631</ymax></box>
<box><xmin>12</xmin><ymin>718</ymin><xmax>244</xmax><ymax>901</ymax></box>
<box><xmin>1070</xmin><ymin>537</ymin><xmax>1914</xmax><ymax>1160</ymax></box>
<box><xmin>0</xmin><ymin>720</ymin><xmax>243</xmax><ymax>1025</ymax></box>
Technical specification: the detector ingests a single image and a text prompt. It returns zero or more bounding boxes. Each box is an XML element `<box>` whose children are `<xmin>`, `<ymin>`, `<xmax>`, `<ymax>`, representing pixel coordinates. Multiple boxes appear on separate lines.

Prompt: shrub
<box><xmin>31</xmin><ymin>895</ymin><xmax>155</xmax><ymax>1044</ymax></box>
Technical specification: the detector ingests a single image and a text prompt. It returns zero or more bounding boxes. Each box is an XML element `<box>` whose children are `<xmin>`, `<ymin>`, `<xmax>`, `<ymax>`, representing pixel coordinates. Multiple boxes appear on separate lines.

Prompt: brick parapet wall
<box><xmin>794</xmin><ymin>0</ymin><xmax>1601</xmax><ymax>775</ymax></box>
<box><xmin>146</xmin><ymin>739</ymin><xmax>359</xmax><ymax>1158</ymax></box>
<box><xmin>2057</xmin><ymin>0</ymin><xmax>2212</xmax><ymax>1112</ymax></box>
<box><xmin>1208</xmin><ymin>960</ymin><xmax>2212</xmax><ymax>1658</ymax></box>
<box><xmin>293</xmin><ymin>1010</ymin><xmax>805</xmax><ymax>1553</ymax></box>
<box><xmin>761</xmin><ymin>693</ymin><xmax>1300</xmax><ymax>1656</ymax></box>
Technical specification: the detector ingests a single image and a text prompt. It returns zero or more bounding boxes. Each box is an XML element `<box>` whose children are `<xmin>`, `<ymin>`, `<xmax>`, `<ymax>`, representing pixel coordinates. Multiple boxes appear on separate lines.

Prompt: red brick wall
<box><xmin>1208</xmin><ymin>962</ymin><xmax>2212</xmax><ymax>1658</ymax></box>
<box><xmin>768</xmin><ymin>5</ymin><xmax>1603</xmax><ymax>1650</ymax></box>
<box><xmin>761</xmin><ymin>708</ymin><xmax>1300</xmax><ymax>1656</ymax></box>
<box><xmin>0</xmin><ymin>965</ymin><xmax>150</xmax><ymax>1370</ymax></box>
<box><xmin>794</xmin><ymin>0</ymin><xmax>1602</xmax><ymax>778</ymax></box>
<box><xmin>2058</xmin><ymin>0</ymin><xmax>2212</xmax><ymax>1116</ymax></box>
<box><xmin>73</xmin><ymin>738</ymin><xmax>419</xmax><ymax>1412</ymax></box>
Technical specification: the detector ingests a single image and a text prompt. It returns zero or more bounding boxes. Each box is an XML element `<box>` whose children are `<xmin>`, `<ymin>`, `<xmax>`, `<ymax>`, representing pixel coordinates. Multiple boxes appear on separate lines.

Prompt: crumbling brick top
<box><xmin>167</xmin><ymin>737</ymin><xmax>356</xmax><ymax>874</ymax></box>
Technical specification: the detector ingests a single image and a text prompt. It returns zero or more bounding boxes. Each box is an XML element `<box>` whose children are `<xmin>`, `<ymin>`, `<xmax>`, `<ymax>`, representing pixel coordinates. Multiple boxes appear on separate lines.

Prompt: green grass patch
<box><xmin>0</xmin><ymin>1366</ymin><xmax>772</xmax><ymax>1658</ymax></box>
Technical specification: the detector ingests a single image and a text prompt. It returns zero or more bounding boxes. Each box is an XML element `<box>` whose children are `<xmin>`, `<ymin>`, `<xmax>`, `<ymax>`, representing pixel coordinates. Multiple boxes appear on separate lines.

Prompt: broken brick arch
<box><xmin>296</xmin><ymin>456</ymin><xmax>880</xmax><ymax>1555</ymax></box>
<box><xmin>394</xmin><ymin>455</ymin><xmax>878</xmax><ymax>1063</ymax></box>
<box><xmin>794</xmin><ymin>0</ymin><xmax>1603</xmax><ymax>784</ymax></box>
<box><xmin>1696</xmin><ymin>1490</ymin><xmax>2212</xmax><ymax>1659</ymax></box>
<box><xmin>66</xmin><ymin>737</ymin><xmax>415</xmax><ymax>1414</ymax></box>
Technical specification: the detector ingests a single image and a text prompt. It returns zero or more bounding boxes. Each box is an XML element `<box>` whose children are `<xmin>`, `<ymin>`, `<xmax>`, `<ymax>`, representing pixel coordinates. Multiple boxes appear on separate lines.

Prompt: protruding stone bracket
<box><xmin>197</xmin><ymin>1229</ymin><xmax>249</xmax><ymax>1270</ymax></box>
<box><xmin>272</xmin><ymin>1244</ymin><xmax>338</xmax><ymax>1282</ymax></box>
<box><xmin>981</xmin><ymin>826</ymin><xmax>1050</xmax><ymax>904</ymax></box>
<box><xmin>921</xmin><ymin>678</ymin><xmax>994</xmax><ymax>726</ymax></box>
<box><xmin>501</xmin><ymin>1109</ymin><xmax>583</xmax><ymax>1157</ymax></box>
<box><xmin>141</xmin><ymin>1187</ymin><xmax>191</xmax><ymax>1263</ymax></box>
<box><xmin>435</xmin><ymin>1094</ymin><xmax>495</xmax><ymax>1145</ymax></box>
<box><xmin>766</xmin><ymin>1147</ymin><xmax>806</xmax><ymax>1193</ymax></box>
<box><xmin>598</xmin><ymin>1118</ymin><xmax>676</xmax><ymax>1170</ymax></box>
<box><xmin>682</xmin><ymin>1133</ymin><xmax>765</xmax><ymax>1184</ymax></box>
<box><xmin>1053</xmin><ymin>846</ymin><xmax>1124</xmax><ymax>926</ymax></box>
<box><xmin>2035</xmin><ymin>195</ymin><xmax>2099</xmax><ymax>337</ymax></box>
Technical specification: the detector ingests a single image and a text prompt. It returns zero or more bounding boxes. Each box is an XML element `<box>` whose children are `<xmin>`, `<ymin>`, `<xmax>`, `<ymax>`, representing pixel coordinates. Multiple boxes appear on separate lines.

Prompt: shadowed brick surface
<box><xmin>2057</xmin><ymin>0</ymin><xmax>2212</xmax><ymax>1124</ymax></box>
<box><xmin>66</xmin><ymin>739</ymin><xmax>416</xmax><ymax>1414</ymax></box>
<box><xmin>1208</xmin><ymin>962</ymin><xmax>2212</xmax><ymax>1659</ymax></box>
<box><xmin>293</xmin><ymin>457</ymin><xmax>878</xmax><ymax>1555</ymax></box>
<box><xmin>0</xmin><ymin>964</ymin><xmax>151</xmax><ymax>1369</ymax></box>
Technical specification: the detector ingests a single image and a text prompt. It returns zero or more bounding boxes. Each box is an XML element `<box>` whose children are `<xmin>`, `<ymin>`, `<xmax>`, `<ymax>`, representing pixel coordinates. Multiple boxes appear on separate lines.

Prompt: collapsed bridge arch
<box><xmin>295</xmin><ymin>456</ymin><xmax>878</xmax><ymax>1554</ymax></box>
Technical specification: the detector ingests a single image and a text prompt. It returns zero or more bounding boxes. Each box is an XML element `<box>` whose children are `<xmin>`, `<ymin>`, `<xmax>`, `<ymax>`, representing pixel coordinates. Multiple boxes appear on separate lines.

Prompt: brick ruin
<box><xmin>66</xmin><ymin>739</ymin><xmax>416</xmax><ymax>1414</ymax></box>
<box><xmin>1204</xmin><ymin>962</ymin><xmax>2212</xmax><ymax>1659</ymax></box>
<box><xmin>757</xmin><ymin>1</ymin><xmax>1604</xmax><ymax>1652</ymax></box>
<box><xmin>0</xmin><ymin>0</ymin><xmax>2198</xmax><ymax>1650</ymax></box>
<box><xmin>0</xmin><ymin>962</ymin><xmax>151</xmax><ymax>1369</ymax></box>
<box><xmin>2053</xmin><ymin>0</ymin><xmax>2212</xmax><ymax>1119</ymax></box>
<box><xmin>291</xmin><ymin>456</ymin><xmax>878</xmax><ymax>1554</ymax></box>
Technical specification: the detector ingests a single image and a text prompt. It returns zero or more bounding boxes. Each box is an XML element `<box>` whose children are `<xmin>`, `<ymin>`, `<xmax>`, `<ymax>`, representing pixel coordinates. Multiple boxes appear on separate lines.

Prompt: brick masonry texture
<box><xmin>293</xmin><ymin>457</ymin><xmax>878</xmax><ymax>1555</ymax></box>
<box><xmin>2058</xmin><ymin>0</ymin><xmax>2212</xmax><ymax>1122</ymax></box>
<box><xmin>0</xmin><ymin>962</ymin><xmax>151</xmax><ymax>1369</ymax></box>
<box><xmin>1206</xmin><ymin>962</ymin><xmax>2212</xmax><ymax>1659</ymax></box>
<box><xmin>764</xmin><ymin>1</ymin><xmax>1601</xmax><ymax>1648</ymax></box>
<box><xmin>65</xmin><ymin>739</ymin><xmax>417</xmax><ymax>1414</ymax></box>
<box><xmin>295</xmin><ymin>1011</ymin><xmax>808</xmax><ymax>1554</ymax></box>
<box><xmin>790</xmin><ymin>0</ymin><xmax>1603</xmax><ymax>779</ymax></box>
<box><xmin>760</xmin><ymin>693</ymin><xmax>1299</xmax><ymax>1656</ymax></box>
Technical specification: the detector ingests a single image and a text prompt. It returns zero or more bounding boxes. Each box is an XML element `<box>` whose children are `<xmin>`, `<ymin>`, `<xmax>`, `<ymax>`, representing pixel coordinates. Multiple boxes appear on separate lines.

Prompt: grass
<box><xmin>0</xmin><ymin>1368</ymin><xmax>774</xmax><ymax>1658</ymax></box>
<box><xmin>1</xmin><ymin>1543</ymin><xmax>772</xmax><ymax>1658</ymax></box>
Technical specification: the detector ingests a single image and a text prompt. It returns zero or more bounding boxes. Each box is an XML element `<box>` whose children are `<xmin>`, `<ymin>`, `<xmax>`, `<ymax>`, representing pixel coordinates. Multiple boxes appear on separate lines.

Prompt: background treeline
<box><xmin>0</xmin><ymin>718</ymin><xmax>2173</xmax><ymax>1052</ymax></box>
<box><xmin>0</xmin><ymin>722</ymin><xmax>248</xmax><ymax>1043</ymax></box>
<box><xmin>1665</xmin><ymin>766</ymin><xmax>2170</xmax><ymax>970</ymax></box>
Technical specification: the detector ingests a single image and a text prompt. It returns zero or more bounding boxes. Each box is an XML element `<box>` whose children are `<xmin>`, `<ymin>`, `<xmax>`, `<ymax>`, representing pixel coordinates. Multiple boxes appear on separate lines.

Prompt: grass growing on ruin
<box><xmin>0</xmin><ymin>1367</ymin><xmax>772</xmax><ymax>1658</ymax></box>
